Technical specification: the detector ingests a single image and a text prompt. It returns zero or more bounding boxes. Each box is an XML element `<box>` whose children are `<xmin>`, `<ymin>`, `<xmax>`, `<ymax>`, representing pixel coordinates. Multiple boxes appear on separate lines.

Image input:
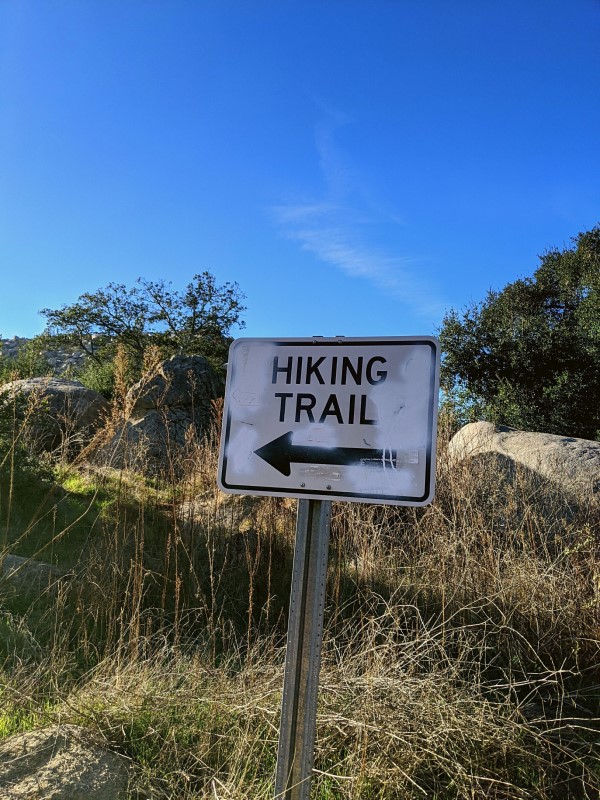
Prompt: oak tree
<box><xmin>41</xmin><ymin>271</ymin><xmax>246</xmax><ymax>372</ymax></box>
<box><xmin>439</xmin><ymin>225</ymin><xmax>600</xmax><ymax>440</ymax></box>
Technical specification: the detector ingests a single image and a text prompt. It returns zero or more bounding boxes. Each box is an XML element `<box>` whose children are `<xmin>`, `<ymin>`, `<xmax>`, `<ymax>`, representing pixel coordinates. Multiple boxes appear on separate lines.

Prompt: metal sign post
<box><xmin>275</xmin><ymin>499</ymin><xmax>331</xmax><ymax>800</ymax></box>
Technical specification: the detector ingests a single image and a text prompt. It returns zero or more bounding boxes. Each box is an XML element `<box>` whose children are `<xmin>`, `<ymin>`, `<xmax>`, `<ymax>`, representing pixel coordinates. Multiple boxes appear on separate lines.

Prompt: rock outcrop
<box><xmin>0</xmin><ymin>725</ymin><xmax>132</xmax><ymax>799</ymax></box>
<box><xmin>448</xmin><ymin>421</ymin><xmax>600</xmax><ymax>499</ymax></box>
<box><xmin>0</xmin><ymin>378</ymin><xmax>110</xmax><ymax>452</ymax></box>
<box><xmin>100</xmin><ymin>354</ymin><xmax>222</xmax><ymax>473</ymax></box>
<box><xmin>1</xmin><ymin>337</ymin><xmax>89</xmax><ymax>376</ymax></box>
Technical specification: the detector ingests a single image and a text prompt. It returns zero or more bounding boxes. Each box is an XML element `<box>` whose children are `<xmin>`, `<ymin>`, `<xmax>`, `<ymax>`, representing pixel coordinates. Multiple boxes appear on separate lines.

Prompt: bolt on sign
<box><xmin>218</xmin><ymin>336</ymin><xmax>440</xmax><ymax>506</ymax></box>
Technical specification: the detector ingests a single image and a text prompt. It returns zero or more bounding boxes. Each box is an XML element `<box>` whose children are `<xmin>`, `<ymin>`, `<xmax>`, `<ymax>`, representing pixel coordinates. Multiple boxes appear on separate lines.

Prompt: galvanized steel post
<box><xmin>274</xmin><ymin>499</ymin><xmax>331</xmax><ymax>799</ymax></box>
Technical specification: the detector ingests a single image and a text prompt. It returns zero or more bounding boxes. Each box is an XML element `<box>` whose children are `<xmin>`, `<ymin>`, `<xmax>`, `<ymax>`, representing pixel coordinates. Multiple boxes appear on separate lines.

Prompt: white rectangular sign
<box><xmin>218</xmin><ymin>337</ymin><xmax>440</xmax><ymax>506</ymax></box>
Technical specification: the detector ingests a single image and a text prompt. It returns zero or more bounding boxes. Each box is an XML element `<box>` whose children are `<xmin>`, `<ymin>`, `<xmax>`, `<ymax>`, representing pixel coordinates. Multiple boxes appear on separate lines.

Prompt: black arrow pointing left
<box><xmin>254</xmin><ymin>431</ymin><xmax>396</xmax><ymax>477</ymax></box>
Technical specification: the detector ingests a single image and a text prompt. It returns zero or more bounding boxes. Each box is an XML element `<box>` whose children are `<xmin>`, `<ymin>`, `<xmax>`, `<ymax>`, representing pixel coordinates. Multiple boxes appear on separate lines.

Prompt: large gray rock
<box><xmin>128</xmin><ymin>353</ymin><xmax>222</xmax><ymax>414</ymax></box>
<box><xmin>0</xmin><ymin>378</ymin><xmax>110</xmax><ymax>452</ymax></box>
<box><xmin>448</xmin><ymin>422</ymin><xmax>600</xmax><ymax>498</ymax></box>
<box><xmin>0</xmin><ymin>725</ymin><xmax>132</xmax><ymax>799</ymax></box>
<box><xmin>102</xmin><ymin>354</ymin><xmax>223</xmax><ymax>473</ymax></box>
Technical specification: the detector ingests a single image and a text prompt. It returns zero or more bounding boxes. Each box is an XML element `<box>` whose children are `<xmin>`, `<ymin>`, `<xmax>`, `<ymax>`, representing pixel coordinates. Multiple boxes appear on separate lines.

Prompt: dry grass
<box><xmin>0</xmin><ymin>398</ymin><xmax>598</xmax><ymax>798</ymax></box>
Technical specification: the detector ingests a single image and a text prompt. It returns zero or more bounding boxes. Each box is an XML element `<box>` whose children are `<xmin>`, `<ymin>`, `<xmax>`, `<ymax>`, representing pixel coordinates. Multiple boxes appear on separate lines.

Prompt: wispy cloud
<box><xmin>279</xmin><ymin>213</ymin><xmax>444</xmax><ymax>320</ymax></box>
<box><xmin>271</xmin><ymin>105</ymin><xmax>446</xmax><ymax>322</ymax></box>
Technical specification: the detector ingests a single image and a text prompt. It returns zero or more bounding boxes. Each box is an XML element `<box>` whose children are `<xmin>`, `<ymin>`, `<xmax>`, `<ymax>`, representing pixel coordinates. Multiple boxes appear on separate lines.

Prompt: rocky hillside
<box><xmin>1</xmin><ymin>336</ymin><xmax>88</xmax><ymax>375</ymax></box>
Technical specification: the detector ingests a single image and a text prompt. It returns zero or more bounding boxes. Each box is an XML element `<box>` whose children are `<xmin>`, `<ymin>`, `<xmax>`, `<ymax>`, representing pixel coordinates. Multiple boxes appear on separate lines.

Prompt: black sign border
<box><xmin>219</xmin><ymin>338</ymin><xmax>439</xmax><ymax>506</ymax></box>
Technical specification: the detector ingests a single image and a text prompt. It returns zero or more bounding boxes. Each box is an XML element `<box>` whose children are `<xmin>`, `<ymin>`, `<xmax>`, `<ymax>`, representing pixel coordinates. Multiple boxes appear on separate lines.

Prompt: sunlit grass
<box><xmin>0</xmin><ymin>390</ymin><xmax>598</xmax><ymax>798</ymax></box>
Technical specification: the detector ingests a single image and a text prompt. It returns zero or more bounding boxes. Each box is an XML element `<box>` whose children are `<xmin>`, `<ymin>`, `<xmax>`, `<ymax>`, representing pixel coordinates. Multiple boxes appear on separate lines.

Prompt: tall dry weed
<box><xmin>1</xmin><ymin>401</ymin><xmax>598</xmax><ymax>797</ymax></box>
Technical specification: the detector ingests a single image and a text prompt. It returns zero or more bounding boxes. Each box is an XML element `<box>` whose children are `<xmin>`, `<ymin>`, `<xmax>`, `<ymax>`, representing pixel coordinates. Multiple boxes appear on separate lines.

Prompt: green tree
<box><xmin>439</xmin><ymin>225</ymin><xmax>600</xmax><ymax>440</ymax></box>
<box><xmin>40</xmin><ymin>271</ymin><xmax>246</xmax><ymax>372</ymax></box>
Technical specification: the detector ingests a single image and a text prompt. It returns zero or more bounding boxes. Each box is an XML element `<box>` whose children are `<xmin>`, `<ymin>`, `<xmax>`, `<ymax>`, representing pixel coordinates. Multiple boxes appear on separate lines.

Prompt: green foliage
<box><xmin>439</xmin><ymin>225</ymin><xmax>600</xmax><ymax>439</ymax></box>
<box><xmin>0</xmin><ymin>684</ymin><xmax>52</xmax><ymax>739</ymax></box>
<box><xmin>0</xmin><ymin>338</ymin><xmax>51</xmax><ymax>385</ymax></box>
<box><xmin>75</xmin><ymin>357</ymin><xmax>116</xmax><ymax>398</ymax></box>
<box><xmin>40</xmin><ymin>271</ymin><xmax>246</xmax><ymax>375</ymax></box>
<box><xmin>0</xmin><ymin>393</ymin><xmax>51</xmax><ymax>487</ymax></box>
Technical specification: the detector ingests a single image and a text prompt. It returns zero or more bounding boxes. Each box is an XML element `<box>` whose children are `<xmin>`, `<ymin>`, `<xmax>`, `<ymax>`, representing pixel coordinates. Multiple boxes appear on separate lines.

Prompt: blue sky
<box><xmin>1</xmin><ymin>0</ymin><xmax>599</xmax><ymax>342</ymax></box>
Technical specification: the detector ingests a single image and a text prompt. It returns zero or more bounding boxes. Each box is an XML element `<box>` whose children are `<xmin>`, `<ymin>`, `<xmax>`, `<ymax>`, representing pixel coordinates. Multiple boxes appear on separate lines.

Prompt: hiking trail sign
<box><xmin>218</xmin><ymin>336</ymin><xmax>440</xmax><ymax>506</ymax></box>
<box><xmin>217</xmin><ymin>335</ymin><xmax>440</xmax><ymax>799</ymax></box>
